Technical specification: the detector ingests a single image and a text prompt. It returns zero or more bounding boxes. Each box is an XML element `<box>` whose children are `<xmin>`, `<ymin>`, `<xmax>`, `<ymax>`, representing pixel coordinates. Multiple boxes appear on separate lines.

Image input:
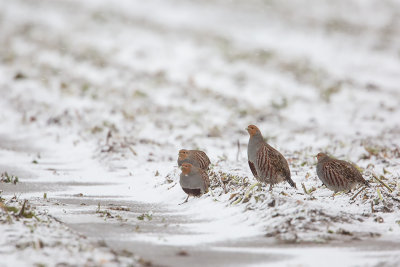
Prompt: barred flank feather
<box><xmin>192</xmin><ymin>150</ymin><xmax>211</xmax><ymax>170</ymax></box>
<box><xmin>254</xmin><ymin>144</ymin><xmax>295</xmax><ymax>188</ymax></box>
<box><xmin>200</xmin><ymin>168</ymin><xmax>210</xmax><ymax>188</ymax></box>
<box><xmin>316</xmin><ymin>153</ymin><xmax>369</xmax><ymax>192</ymax></box>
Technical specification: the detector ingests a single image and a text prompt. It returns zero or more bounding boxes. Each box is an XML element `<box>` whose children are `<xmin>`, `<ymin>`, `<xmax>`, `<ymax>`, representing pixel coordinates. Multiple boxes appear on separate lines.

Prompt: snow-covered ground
<box><xmin>1</xmin><ymin>0</ymin><xmax>400</xmax><ymax>266</ymax></box>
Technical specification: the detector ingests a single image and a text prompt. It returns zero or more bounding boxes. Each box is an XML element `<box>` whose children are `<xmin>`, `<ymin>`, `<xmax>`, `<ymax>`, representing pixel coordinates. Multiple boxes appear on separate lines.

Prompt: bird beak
<box><xmin>245</xmin><ymin>127</ymin><xmax>249</xmax><ymax>131</ymax></box>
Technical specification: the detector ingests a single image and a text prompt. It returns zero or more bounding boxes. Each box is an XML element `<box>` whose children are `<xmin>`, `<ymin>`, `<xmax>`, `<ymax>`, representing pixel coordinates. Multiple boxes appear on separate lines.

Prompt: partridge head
<box><xmin>179</xmin><ymin>149</ymin><xmax>189</xmax><ymax>162</ymax></box>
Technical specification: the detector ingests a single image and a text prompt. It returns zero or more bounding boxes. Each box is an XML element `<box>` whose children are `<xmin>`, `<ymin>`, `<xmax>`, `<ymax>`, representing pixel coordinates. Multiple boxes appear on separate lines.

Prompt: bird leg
<box><xmin>179</xmin><ymin>195</ymin><xmax>190</xmax><ymax>205</ymax></box>
<box><xmin>268</xmin><ymin>184</ymin><xmax>274</xmax><ymax>192</ymax></box>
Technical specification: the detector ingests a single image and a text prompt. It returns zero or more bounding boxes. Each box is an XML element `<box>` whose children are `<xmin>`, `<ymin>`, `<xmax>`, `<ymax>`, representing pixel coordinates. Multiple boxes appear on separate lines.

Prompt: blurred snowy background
<box><xmin>1</xmin><ymin>0</ymin><xmax>400</xmax><ymax>266</ymax></box>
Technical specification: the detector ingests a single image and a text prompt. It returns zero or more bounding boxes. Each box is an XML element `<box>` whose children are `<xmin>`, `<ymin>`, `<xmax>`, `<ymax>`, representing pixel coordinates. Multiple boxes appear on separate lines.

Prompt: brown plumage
<box><xmin>178</xmin><ymin>149</ymin><xmax>210</xmax><ymax>170</ymax></box>
<box><xmin>179</xmin><ymin>163</ymin><xmax>210</xmax><ymax>203</ymax></box>
<box><xmin>316</xmin><ymin>152</ymin><xmax>370</xmax><ymax>193</ymax></box>
<box><xmin>246</xmin><ymin>125</ymin><xmax>296</xmax><ymax>189</ymax></box>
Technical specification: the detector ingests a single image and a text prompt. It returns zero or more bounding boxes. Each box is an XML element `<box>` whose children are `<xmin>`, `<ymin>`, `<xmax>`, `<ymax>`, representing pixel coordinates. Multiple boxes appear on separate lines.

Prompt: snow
<box><xmin>1</xmin><ymin>0</ymin><xmax>400</xmax><ymax>266</ymax></box>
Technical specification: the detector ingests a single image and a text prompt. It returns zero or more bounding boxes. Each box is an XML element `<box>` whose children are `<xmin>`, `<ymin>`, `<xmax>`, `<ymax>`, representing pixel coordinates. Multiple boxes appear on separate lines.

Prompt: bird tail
<box><xmin>287</xmin><ymin>177</ymin><xmax>297</xmax><ymax>189</ymax></box>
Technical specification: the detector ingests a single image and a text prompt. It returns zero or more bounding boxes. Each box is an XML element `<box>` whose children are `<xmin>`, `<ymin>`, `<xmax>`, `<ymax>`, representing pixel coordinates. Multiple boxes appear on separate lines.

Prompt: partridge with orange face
<box><xmin>316</xmin><ymin>152</ymin><xmax>370</xmax><ymax>193</ymax></box>
<box><xmin>246</xmin><ymin>125</ymin><xmax>296</xmax><ymax>190</ymax></box>
<box><xmin>178</xmin><ymin>149</ymin><xmax>210</xmax><ymax>170</ymax></box>
<box><xmin>180</xmin><ymin>163</ymin><xmax>210</xmax><ymax>203</ymax></box>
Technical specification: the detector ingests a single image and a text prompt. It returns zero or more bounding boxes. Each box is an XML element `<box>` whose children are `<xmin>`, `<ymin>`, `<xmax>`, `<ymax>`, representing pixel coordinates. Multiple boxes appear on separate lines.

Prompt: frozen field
<box><xmin>1</xmin><ymin>0</ymin><xmax>400</xmax><ymax>266</ymax></box>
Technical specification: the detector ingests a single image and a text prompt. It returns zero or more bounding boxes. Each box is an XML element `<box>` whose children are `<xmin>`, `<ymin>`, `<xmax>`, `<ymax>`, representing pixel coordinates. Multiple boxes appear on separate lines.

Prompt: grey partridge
<box><xmin>178</xmin><ymin>149</ymin><xmax>210</xmax><ymax>170</ymax></box>
<box><xmin>316</xmin><ymin>152</ymin><xmax>370</xmax><ymax>193</ymax></box>
<box><xmin>247</xmin><ymin>125</ymin><xmax>296</xmax><ymax>189</ymax></box>
<box><xmin>179</xmin><ymin>163</ymin><xmax>210</xmax><ymax>203</ymax></box>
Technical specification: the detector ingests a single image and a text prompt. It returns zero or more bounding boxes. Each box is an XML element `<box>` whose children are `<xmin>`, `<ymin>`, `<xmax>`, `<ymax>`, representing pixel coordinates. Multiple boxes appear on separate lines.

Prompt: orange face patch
<box><xmin>181</xmin><ymin>163</ymin><xmax>192</xmax><ymax>175</ymax></box>
<box><xmin>246</xmin><ymin>125</ymin><xmax>260</xmax><ymax>136</ymax></box>
<box><xmin>179</xmin><ymin>149</ymin><xmax>189</xmax><ymax>160</ymax></box>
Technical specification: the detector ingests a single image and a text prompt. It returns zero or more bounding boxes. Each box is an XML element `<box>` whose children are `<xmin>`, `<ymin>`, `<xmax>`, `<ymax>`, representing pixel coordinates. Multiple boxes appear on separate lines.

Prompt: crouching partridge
<box><xmin>246</xmin><ymin>125</ymin><xmax>296</xmax><ymax>190</ymax></box>
<box><xmin>178</xmin><ymin>149</ymin><xmax>210</xmax><ymax>170</ymax></box>
<box><xmin>316</xmin><ymin>152</ymin><xmax>370</xmax><ymax>193</ymax></box>
<box><xmin>179</xmin><ymin>163</ymin><xmax>210</xmax><ymax>203</ymax></box>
